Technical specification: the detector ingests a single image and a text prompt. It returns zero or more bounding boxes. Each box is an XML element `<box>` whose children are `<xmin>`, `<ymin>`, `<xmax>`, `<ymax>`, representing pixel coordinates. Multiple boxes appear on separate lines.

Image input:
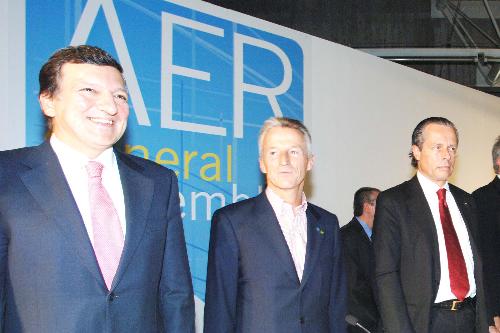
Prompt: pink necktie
<box><xmin>437</xmin><ymin>188</ymin><xmax>470</xmax><ymax>300</ymax></box>
<box><xmin>86</xmin><ymin>161</ymin><xmax>124</xmax><ymax>290</ymax></box>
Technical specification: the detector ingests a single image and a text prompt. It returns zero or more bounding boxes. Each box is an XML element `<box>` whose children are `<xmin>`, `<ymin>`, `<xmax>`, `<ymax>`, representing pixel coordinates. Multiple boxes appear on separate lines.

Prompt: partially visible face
<box><xmin>412</xmin><ymin>123</ymin><xmax>458</xmax><ymax>187</ymax></box>
<box><xmin>366</xmin><ymin>191</ymin><xmax>379</xmax><ymax>218</ymax></box>
<box><xmin>40</xmin><ymin>63</ymin><xmax>129</xmax><ymax>159</ymax></box>
<box><xmin>259</xmin><ymin>127</ymin><xmax>313</xmax><ymax>197</ymax></box>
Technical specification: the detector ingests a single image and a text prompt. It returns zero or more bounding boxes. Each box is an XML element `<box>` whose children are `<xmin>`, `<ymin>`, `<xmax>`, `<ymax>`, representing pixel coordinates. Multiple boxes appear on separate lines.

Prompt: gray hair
<box><xmin>258</xmin><ymin>117</ymin><xmax>312</xmax><ymax>157</ymax></box>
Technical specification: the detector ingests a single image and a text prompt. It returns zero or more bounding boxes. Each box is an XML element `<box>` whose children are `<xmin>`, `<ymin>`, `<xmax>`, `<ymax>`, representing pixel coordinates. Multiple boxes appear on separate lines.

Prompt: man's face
<box><xmin>40</xmin><ymin>63</ymin><xmax>129</xmax><ymax>158</ymax></box>
<box><xmin>412</xmin><ymin>123</ymin><xmax>458</xmax><ymax>187</ymax></box>
<box><xmin>259</xmin><ymin>126</ymin><xmax>313</xmax><ymax>197</ymax></box>
<box><xmin>365</xmin><ymin>191</ymin><xmax>379</xmax><ymax>218</ymax></box>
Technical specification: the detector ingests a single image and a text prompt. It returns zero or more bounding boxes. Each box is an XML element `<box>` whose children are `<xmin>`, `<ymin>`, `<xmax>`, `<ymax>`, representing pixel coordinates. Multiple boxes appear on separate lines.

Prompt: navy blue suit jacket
<box><xmin>203</xmin><ymin>192</ymin><xmax>347</xmax><ymax>333</ymax></box>
<box><xmin>0</xmin><ymin>142</ymin><xmax>195</xmax><ymax>332</ymax></box>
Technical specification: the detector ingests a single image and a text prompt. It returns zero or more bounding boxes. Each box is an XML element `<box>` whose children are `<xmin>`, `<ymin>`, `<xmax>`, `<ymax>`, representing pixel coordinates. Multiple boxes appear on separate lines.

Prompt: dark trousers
<box><xmin>430</xmin><ymin>302</ymin><xmax>476</xmax><ymax>333</ymax></box>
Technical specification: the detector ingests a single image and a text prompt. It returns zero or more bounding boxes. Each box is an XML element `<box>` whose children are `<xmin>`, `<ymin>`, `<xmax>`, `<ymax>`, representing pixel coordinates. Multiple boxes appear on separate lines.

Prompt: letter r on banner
<box><xmin>233</xmin><ymin>33</ymin><xmax>292</xmax><ymax>138</ymax></box>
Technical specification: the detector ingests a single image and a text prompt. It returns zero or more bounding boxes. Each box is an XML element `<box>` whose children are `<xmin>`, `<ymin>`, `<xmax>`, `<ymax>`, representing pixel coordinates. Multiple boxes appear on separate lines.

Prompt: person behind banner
<box><xmin>203</xmin><ymin>117</ymin><xmax>347</xmax><ymax>333</ymax></box>
<box><xmin>472</xmin><ymin>135</ymin><xmax>500</xmax><ymax>331</ymax></box>
<box><xmin>341</xmin><ymin>187</ymin><xmax>381</xmax><ymax>333</ymax></box>
<box><xmin>0</xmin><ymin>45</ymin><xmax>195</xmax><ymax>332</ymax></box>
<box><xmin>372</xmin><ymin>117</ymin><xmax>488</xmax><ymax>333</ymax></box>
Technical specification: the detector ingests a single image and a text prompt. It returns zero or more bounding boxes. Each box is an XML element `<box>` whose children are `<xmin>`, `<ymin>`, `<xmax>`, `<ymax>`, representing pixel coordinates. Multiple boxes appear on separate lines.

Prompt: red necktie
<box><xmin>437</xmin><ymin>188</ymin><xmax>469</xmax><ymax>301</ymax></box>
<box><xmin>86</xmin><ymin>161</ymin><xmax>124</xmax><ymax>290</ymax></box>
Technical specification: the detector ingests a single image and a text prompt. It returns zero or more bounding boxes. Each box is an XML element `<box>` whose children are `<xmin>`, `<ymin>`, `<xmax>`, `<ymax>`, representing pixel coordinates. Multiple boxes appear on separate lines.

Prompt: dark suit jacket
<box><xmin>372</xmin><ymin>176</ymin><xmax>488</xmax><ymax>333</ymax></box>
<box><xmin>341</xmin><ymin>218</ymin><xmax>379</xmax><ymax>333</ymax></box>
<box><xmin>0</xmin><ymin>141</ymin><xmax>195</xmax><ymax>332</ymax></box>
<box><xmin>473</xmin><ymin>176</ymin><xmax>500</xmax><ymax>320</ymax></box>
<box><xmin>203</xmin><ymin>192</ymin><xmax>347</xmax><ymax>333</ymax></box>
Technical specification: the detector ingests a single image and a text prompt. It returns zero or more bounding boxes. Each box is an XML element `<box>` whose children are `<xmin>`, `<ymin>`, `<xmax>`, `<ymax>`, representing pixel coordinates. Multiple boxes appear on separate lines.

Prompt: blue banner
<box><xmin>26</xmin><ymin>0</ymin><xmax>304</xmax><ymax>301</ymax></box>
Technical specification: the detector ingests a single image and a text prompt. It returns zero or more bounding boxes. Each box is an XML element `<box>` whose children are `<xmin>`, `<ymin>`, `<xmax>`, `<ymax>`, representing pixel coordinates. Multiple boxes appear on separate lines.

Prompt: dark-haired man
<box><xmin>0</xmin><ymin>45</ymin><xmax>194</xmax><ymax>332</ymax></box>
<box><xmin>341</xmin><ymin>187</ymin><xmax>380</xmax><ymax>333</ymax></box>
<box><xmin>472</xmin><ymin>135</ymin><xmax>500</xmax><ymax>331</ymax></box>
<box><xmin>373</xmin><ymin>117</ymin><xmax>488</xmax><ymax>333</ymax></box>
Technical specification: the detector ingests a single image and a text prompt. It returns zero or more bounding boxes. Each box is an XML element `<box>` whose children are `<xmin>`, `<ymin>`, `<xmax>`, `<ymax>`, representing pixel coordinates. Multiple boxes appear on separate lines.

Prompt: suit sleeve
<box><xmin>329</xmin><ymin>218</ymin><xmax>347</xmax><ymax>333</ymax></box>
<box><xmin>160</xmin><ymin>172</ymin><xmax>195</xmax><ymax>333</ymax></box>
<box><xmin>203</xmin><ymin>209</ymin><xmax>239</xmax><ymax>333</ymax></box>
<box><xmin>341</xmin><ymin>231</ymin><xmax>362</xmax><ymax>320</ymax></box>
<box><xmin>372</xmin><ymin>193</ymin><xmax>415</xmax><ymax>333</ymax></box>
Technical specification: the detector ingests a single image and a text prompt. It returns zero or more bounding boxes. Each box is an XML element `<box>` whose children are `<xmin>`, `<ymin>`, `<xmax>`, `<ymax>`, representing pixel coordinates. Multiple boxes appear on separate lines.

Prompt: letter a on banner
<box><xmin>70</xmin><ymin>0</ymin><xmax>151</xmax><ymax>126</ymax></box>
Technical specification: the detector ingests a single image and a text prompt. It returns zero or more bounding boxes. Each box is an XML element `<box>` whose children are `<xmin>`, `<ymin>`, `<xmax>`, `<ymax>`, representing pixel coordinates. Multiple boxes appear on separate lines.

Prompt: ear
<box><xmin>39</xmin><ymin>93</ymin><xmax>55</xmax><ymax>117</ymax></box>
<box><xmin>306</xmin><ymin>154</ymin><xmax>315</xmax><ymax>171</ymax></box>
<box><xmin>259</xmin><ymin>157</ymin><xmax>267</xmax><ymax>174</ymax></box>
<box><xmin>411</xmin><ymin>145</ymin><xmax>421</xmax><ymax>162</ymax></box>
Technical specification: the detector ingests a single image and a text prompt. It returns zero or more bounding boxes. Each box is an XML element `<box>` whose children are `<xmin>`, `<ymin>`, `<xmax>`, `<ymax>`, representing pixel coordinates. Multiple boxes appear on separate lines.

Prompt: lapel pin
<box><xmin>316</xmin><ymin>227</ymin><xmax>325</xmax><ymax>235</ymax></box>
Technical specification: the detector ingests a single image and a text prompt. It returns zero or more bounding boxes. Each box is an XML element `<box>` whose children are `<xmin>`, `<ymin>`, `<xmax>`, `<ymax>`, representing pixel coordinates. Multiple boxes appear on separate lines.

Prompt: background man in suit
<box><xmin>0</xmin><ymin>45</ymin><xmax>195</xmax><ymax>332</ymax></box>
<box><xmin>373</xmin><ymin>117</ymin><xmax>488</xmax><ymax>333</ymax></box>
<box><xmin>472</xmin><ymin>135</ymin><xmax>500</xmax><ymax>331</ymax></box>
<box><xmin>341</xmin><ymin>187</ymin><xmax>380</xmax><ymax>333</ymax></box>
<box><xmin>203</xmin><ymin>117</ymin><xmax>346</xmax><ymax>333</ymax></box>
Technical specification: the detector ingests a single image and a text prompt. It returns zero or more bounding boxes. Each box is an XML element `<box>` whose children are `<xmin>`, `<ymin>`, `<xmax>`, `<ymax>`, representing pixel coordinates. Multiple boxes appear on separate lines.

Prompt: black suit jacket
<box><xmin>473</xmin><ymin>176</ymin><xmax>500</xmax><ymax>320</ymax></box>
<box><xmin>203</xmin><ymin>192</ymin><xmax>347</xmax><ymax>333</ymax></box>
<box><xmin>372</xmin><ymin>176</ymin><xmax>488</xmax><ymax>333</ymax></box>
<box><xmin>341</xmin><ymin>218</ymin><xmax>380</xmax><ymax>333</ymax></box>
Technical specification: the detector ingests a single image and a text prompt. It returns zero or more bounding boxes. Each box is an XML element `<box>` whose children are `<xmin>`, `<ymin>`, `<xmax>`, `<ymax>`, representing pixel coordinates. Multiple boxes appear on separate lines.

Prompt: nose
<box><xmin>279</xmin><ymin>151</ymin><xmax>290</xmax><ymax>166</ymax></box>
<box><xmin>97</xmin><ymin>92</ymin><xmax>118</xmax><ymax>116</ymax></box>
<box><xmin>441</xmin><ymin>147</ymin><xmax>451</xmax><ymax>160</ymax></box>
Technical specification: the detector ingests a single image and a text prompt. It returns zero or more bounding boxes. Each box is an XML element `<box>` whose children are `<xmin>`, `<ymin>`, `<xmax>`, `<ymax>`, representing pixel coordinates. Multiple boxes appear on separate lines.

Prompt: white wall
<box><xmin>308</xmin><ymin>38</ymin><xmax>500</xmax><ymax>224</ymax></box>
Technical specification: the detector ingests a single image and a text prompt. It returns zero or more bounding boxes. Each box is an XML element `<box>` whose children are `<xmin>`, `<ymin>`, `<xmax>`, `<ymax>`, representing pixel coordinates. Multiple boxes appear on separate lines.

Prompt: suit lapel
<box><xmin>111</xmin><ymin>152</ymin><xmax>154</xmax><ymax>289</ymax></box>
<box><xmin>253</xmin><ymin>193</ymin><xmax>300</xmax><ymax>284</ymax></box>
<box><xmin>406</xmin><ymin>177</ymin><xmax>441</xmax><ymax>285</ymax></box>
<box><xmin>301</xmin><ymin>205</ymin><xmax>325</xmax><ymax>287</ymax></box>
<box><xmin>19</xmin><ymin>142</ymin><xmax>104</xmax><ymax>286</ymax></box>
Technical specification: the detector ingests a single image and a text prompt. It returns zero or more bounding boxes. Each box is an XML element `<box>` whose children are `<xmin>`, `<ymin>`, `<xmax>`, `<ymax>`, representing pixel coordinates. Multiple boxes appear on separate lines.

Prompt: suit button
<box><xmin>300</xmin><ymin>316</ymin><xmax>305</xmax><ymax>324</ymax></box>
<box><xmin>108</xmin><ymin>292</ymin><xmax>116</xmax><ymax>302</ymax></box>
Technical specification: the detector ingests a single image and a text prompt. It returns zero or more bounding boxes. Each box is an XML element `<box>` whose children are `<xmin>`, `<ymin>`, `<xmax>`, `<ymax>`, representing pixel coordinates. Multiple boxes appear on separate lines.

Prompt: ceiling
<box><xmin>204</xmin><ymin>0</ymin><xmax>500</xmax><ymax>96</ymax></box>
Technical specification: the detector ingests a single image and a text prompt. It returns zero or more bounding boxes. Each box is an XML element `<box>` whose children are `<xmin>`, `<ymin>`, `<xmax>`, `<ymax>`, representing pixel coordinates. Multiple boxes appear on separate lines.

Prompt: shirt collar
<box><xmin>355</xmin><ymin>216</ymin><xmax>373</xmax><ymax>239</ymax></box>
<box><xmin>417</xmin><ymin>170</ymin><xmax>450</xmax><ymax>195</ymax></box>
<box><xmin>266</xmin><ymin>187</ymin><xmax>308</xmax><ymax>216</ymax></box>
<box><xmin>50</xmin><ymin>134</ymin><xmax>116</xmax><ymax>169</ymax></box>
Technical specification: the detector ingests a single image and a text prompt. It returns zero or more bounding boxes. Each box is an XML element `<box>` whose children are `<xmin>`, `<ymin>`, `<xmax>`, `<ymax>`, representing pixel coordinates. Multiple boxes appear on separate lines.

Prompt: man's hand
<box><xmin>489</xmin><ymin>316</ymin><xmax>500</xmax><ymax>333</ymax></box>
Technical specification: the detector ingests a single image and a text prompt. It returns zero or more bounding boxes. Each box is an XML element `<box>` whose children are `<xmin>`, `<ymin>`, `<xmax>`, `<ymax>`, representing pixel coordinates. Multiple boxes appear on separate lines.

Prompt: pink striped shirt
<box><xmin>266</xmin><ymin>188</ymin><xmax>308</xmax><ymax>281</ymax></box>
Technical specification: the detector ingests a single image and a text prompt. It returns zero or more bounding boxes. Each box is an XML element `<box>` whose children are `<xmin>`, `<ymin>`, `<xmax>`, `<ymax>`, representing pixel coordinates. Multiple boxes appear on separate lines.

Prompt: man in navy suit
<box><xmin>203</xmin><ymin>117</ymin><xmax>346</xmax><ymax>333</ymax></box>
<box><xmin>341</xmin><ymin>187</ymin><xmax>380</xmax><ymax>333</ymax></box>
<box><xmin>0</xmin><ymin>45</ymin><xmax>195</xmax><ymax>332</ymax></box>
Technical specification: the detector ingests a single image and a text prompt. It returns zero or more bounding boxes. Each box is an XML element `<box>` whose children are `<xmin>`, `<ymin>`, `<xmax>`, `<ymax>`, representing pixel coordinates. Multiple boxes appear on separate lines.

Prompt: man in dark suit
<box><xmin>0</xmin><ymin>45</ymin><xmax>195</xmax><ymax>332</ymax></box>
<box><xmin>472</xmin><ymin>135</ymin><xmax>500</xmax><ymax>331</ymax></box>
<box><xmin>341</xmin><ymin>187</ymin><xmax>380</xmax><ymax>333</ymax></box>
<box><xmin>373</xmin><ymin>117</ymin><xmax>488</xmax><ymax>333</ymax></box>
<box><xmin>203</xmin><ymin>117</ymin><xmax>346</xmax><ymax>333</ymax></box>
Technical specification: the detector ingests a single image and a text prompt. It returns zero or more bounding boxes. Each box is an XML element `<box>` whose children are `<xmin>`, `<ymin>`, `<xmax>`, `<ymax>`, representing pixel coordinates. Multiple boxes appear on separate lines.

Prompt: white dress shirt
<box><xmin>50</xmin><ymin>135</ymin><xmax>127</xmax><ymax>244</ymax></box>
<box><xmin>417</xmin><ymin>171</ymin><xmax>476</xmax><ymax>302</ymax></box>
<box><xmin>266</xmin><ymin>187</ymin><xmax>308</xmax><ymax>282</ymax></box>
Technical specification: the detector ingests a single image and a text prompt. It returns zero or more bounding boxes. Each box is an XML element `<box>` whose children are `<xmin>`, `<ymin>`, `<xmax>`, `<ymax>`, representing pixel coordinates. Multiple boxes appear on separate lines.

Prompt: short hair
<box><xmin>353</xmin><ymin>187</ymin><xmax>380</xmax><ymax>217</ymax></box>
<box><xmin>258</xmin><ymin>117</ymin><xmax>312</xmax><ymax>157</ymax></box>
<box><xmin>493</xmin><ymin>135</ymin><xmax>500</xmax><ymax>174</ymax></box>
<box><xmin>409</xmin><ymin>117</ymin><xmax>459</xmax><ymax>168</ymax></box>
<box><xmin>38</xmin><ymin>45</ymin><xmax>123</xmax><ymax>135</ymax></box>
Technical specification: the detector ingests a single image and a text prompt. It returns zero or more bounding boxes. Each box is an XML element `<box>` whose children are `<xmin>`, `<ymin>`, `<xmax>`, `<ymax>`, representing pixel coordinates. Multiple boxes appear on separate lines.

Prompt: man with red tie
<box><xmin>373</xmin><ymin>117</ymin><xmax>488</xmax><ymax>333</ymax></box>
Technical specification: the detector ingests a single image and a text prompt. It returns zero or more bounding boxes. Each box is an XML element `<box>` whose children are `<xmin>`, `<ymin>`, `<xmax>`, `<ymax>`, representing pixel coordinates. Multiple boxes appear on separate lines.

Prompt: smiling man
<box><xmin>204</xmin><ymin>117</ymin><xmax>346</xmax><ymax>333</ymax></box>
<box><xmin>0</xmin><ymin>45</ymin><xmax>194</xmax><ymax>332</ymax></box>
<box><xmin>373</xmin><ymin>117</ymin><xmax>488</xmax><ymax>333</ymax></box>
